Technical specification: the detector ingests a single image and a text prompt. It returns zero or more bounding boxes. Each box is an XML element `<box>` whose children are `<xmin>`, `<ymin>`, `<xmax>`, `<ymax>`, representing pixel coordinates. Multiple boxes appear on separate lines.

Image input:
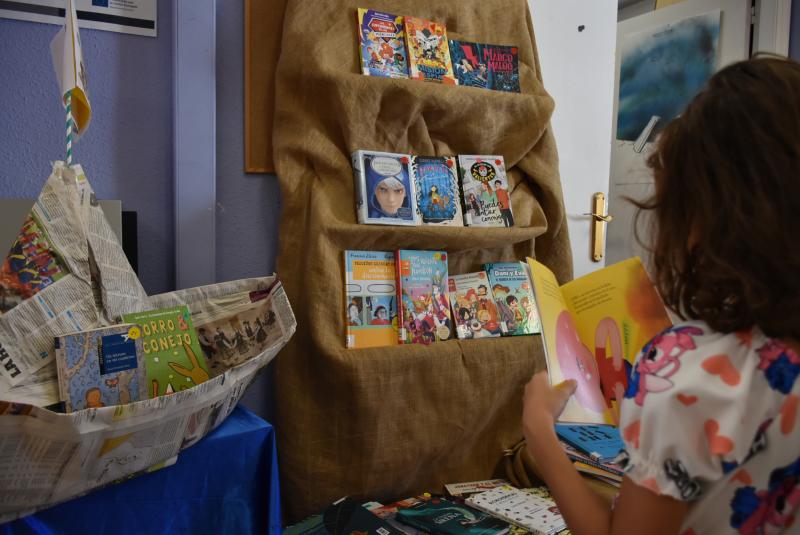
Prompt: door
<box><xmin>606</xmin><ymin>0</ymin><xmax>751</xmax><ymax>266</ymax></box>
<box><xmin>528</xmin><ymin>0</ymin><xmax>619</xmax><ymax>279</ymax></box>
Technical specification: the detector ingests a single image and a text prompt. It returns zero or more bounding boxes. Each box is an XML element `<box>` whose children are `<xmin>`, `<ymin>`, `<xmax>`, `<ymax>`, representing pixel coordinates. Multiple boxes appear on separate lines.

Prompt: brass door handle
<box><xmin>587</xmin><ymin>192</ymin><xmax>612</xmax><ymax>262</ymax></box>
<box><xmin>583</xmin><ymin>212</ymin><xmax>614</xmax><ymax>223</ymax></box>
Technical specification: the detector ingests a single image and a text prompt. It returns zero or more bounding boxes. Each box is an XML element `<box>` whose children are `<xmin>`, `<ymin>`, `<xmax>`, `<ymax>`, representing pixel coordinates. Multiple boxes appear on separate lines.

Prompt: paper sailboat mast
<box><xmin>50</xmin><ymin>0</ymin><xmax>92</xmax><ymax>162</ymax></box>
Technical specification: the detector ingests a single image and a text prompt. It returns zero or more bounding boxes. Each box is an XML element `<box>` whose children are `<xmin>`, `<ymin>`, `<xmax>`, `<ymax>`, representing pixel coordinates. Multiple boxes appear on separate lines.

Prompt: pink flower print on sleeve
<box><xmin>756</xmin><ymin>340</ymin><xmax>800</xmax><ymax>394</ymax></box>
<box><xmin>625</xmin><ymin>325</ymin><xmax>704</xmax><ymax>406</ymax></box>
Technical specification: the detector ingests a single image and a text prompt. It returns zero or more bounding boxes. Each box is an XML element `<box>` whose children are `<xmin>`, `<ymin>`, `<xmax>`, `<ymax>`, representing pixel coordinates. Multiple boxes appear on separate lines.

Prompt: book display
<box><xmin>344</xmin><ymin>250</ymin><xmax>397</xmax><ymax>348</ymax></box>
<box><xmin>405</xmin><ymin>16</ymin><xmax>457</xmax><ymax>84</ymax></box>
<box><xmin>358</xmin><ymin>9</ymin><xmax>409</xmax><ymax>78</ymax></box>
<box><xmin>458</xmin><ymin>156</ymin><xmax>514</xmax><ymax>227</ymax></box>
<box><xmin>353</xmin><ymin>150</ymin><xmax>419</xmax><ymax>226</ymax></box>
<box><xmin>412</xmin><ymin>156</ymin><xmax>463</xmax><ymax>226</ymax></box>
<box><xmin>54</xmin><ymin>324</ymin><xmax>147</xmax><ymax>412</ymax></box>
<box><xmin>485</xmin><ymin>262</ymin><xmax>540</xmax><ymax>336</ymax></box>
<box><xmin>448</xmin><ymin>271</ymin><xmax>501</xmax><ymax>340</ymax></box>
<box><xmin>449</xmin><ymin>41</ymin><xmax>521</xmax><ymax>92</ymax></box>
<box><xmin>273</xmin><ymin>0</ymin><xmax>571</xmax><ymax>521</ymax></box>
<box><xmin>396</xmin><ymin>249</ymin><xmax>452</xmax><ymax>344</ymax></box>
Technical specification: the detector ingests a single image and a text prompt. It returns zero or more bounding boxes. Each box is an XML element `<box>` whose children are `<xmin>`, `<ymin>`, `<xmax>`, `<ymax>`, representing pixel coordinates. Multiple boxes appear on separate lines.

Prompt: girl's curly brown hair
<box><xmin>634</xmin><ymin>57</ymin><xmax>800</xmax><ymax>340</ymax></box>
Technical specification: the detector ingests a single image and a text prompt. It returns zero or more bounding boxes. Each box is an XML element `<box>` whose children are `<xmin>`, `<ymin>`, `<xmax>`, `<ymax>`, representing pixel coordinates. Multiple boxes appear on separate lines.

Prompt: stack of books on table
<box><xmin>285</xmin><ymin>479</ymin><xmax>571</xmax><ymax>535</ymax></box>
<box><xmin>556</xmin><ymin>423</ymin><xmax>625</xmax><ymax>488</ymax></box>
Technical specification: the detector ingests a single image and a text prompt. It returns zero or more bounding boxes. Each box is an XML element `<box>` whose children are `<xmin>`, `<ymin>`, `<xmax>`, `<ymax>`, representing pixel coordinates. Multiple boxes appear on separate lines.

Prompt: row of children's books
<box><xmin>52</xmin><ymin>289</ymin><xmax>277</xmax><ymax>412</ymax></box>
<box><xmin>358</xmin><ymin>8</ymin><xmax>520</xmax><ymax>92</ymax></box>
<box><xmin>285</xmin><ymin>480</ymin><xmax>568</xmax><ymax>535</ymax></box>
<box><xmin>348</xmin><ymin>249</ymin><xmax>675</xmax><ymax>429</ymax></box>
<box><xmin>353</xmin><ymin>151</ymin><xmax>514</xmax><ymax>228</ymax></box>
<box><xmin>345</xmin><ymin>250</ymin><xmax>540</xmax><ymax>349</ymax></box>
<box><xmin>53</xmin><ymin>305</ymin><xmax>210</xmax><ymax>412</ymax></box>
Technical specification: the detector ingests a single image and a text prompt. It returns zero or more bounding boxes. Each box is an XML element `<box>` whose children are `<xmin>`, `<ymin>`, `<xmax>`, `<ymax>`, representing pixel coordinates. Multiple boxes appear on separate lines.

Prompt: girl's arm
<box><xmin>522</xmin><ymin>372</ymin><xmax>689</xmax><ymax>535</ymax></box>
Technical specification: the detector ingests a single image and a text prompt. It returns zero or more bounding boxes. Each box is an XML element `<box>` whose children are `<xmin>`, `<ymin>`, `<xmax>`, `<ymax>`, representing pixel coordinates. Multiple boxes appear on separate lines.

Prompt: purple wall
<box><xmin>215</xmin><ymin>1</ymin><xmax>281</xmax><ymax>418</ymax></box>
<box><xmin>215</xmin><ymin>1</ymin><xmax>281</xmax><ymax>282</ymax></box>
<box><xmin>0</xmin><ymin>2</ymin><xmax>175</xmax><ymax>295</ymax></box>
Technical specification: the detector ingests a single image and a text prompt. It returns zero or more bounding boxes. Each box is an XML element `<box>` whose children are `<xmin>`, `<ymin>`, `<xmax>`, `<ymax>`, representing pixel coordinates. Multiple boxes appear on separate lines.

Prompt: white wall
<box><xmin>529</xmin><ymin>0</ymin><xmax>618</xmax><ymax>278</ymax></box>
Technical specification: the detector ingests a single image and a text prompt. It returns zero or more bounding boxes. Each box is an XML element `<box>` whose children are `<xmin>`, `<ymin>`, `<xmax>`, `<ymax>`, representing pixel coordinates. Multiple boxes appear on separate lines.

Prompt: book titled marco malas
<box><xmin>449</xmin><ymin>40</ymin><xmax>520</xmax><ymax>92</ymax></box>
<box><xmin>55</xmin><ymin>324</ymin><xmax>147</xmax><ymax>412</ymax></box>
<box><xmin>122</xmin><ymin>305</ymin><xmax>210</xmax><ymax>398</ymax></box>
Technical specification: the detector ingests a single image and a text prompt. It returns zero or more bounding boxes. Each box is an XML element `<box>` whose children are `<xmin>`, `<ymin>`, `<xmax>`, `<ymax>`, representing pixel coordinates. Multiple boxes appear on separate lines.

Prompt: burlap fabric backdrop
<box><xmin>273</xmin><ymin>0</ymin><xmax>573</xmax><ymax>521</ymax></box>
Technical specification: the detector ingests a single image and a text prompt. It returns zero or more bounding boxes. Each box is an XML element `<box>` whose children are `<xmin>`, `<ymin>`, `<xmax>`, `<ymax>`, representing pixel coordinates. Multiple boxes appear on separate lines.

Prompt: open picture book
<box><xmin>527</xmin><ymin>257</ymin><xmax>672</xmax><ymax>425</ymax></box>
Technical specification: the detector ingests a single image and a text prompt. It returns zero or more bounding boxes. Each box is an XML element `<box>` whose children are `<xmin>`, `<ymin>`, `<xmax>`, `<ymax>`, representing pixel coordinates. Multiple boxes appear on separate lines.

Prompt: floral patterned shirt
<box><xmin>618</xmin><ymin>321</ymin><xmax>800</xmax><ymax>535</ymax></box>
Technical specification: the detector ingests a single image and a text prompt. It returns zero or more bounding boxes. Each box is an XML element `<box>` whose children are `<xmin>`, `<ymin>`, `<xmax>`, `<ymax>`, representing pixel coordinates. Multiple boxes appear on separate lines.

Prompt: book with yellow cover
<box><xmin>527</xmin><ymin>257</ymin><xmax>671</xmax><ymax>425</ymax></box>
<box><xmin>344</xmin><ymin>250</ymin><xmax>398</xmax><ymax>348</ymax></box>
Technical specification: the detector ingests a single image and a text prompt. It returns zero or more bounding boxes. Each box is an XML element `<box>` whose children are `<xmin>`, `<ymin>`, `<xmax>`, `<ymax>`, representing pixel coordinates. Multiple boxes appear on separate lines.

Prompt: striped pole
<box><xmin>65</xmin><ymin>90</ymin><xmax>73</xmax><ymax>166</ymax></box>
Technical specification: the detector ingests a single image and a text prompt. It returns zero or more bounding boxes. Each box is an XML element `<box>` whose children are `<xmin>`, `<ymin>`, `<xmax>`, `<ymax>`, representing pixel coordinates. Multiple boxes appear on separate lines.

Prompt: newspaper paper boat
<box><xmin>0</xmin><ymin>163</ymin><xmax>296</xmax><ymax>521</ymax></box>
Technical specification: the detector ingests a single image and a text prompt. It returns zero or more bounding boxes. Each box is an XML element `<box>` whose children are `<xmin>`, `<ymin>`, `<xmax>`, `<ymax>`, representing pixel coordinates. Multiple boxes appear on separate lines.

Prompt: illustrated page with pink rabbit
<box><xmin>527</xmin><ymin>257</ymin><xmax>671</xmax><ymax>425</ymax></box>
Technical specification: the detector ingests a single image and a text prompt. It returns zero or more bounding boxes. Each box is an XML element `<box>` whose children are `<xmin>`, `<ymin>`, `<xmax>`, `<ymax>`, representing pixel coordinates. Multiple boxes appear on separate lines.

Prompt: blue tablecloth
<box><xmin>2</xmin><ymin>405</ymin><xmax>281</xmax><ymax>534</ymax></box>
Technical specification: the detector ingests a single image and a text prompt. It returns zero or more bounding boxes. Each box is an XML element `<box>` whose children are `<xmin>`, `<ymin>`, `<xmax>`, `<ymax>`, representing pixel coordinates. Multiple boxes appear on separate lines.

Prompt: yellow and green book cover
<box><xmin>527</xmin><ymin>257</ymin><xmax>671</xmax><ymax>425</ymax></box>
<box><xmin>122</xmin><ymin>305</ymin><xmax>210</xmax><ymax>398</ymax></box>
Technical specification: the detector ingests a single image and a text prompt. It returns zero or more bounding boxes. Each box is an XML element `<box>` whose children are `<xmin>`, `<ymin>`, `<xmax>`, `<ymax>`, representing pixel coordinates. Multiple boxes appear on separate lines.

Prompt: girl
<box><xmin>523</xmin><ymin>57</ymin><xmax>800</xmax><ymax>535</ymax></box>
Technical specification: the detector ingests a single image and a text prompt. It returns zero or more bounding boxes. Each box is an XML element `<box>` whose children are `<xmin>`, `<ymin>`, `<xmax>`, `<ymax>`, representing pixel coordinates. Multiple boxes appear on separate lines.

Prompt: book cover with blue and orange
<box><xmin>527</xmin><ymin>257</ymin><xmax>671</xmax><ymax>425</ymax></box>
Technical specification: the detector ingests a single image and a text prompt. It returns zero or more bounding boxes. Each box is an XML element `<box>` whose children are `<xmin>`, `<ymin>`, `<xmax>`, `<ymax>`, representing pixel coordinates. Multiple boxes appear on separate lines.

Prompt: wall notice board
<box><xmin>245</xmin><ymin>0</ymin><xmax>288</xmax><ymax>173</ymax></box>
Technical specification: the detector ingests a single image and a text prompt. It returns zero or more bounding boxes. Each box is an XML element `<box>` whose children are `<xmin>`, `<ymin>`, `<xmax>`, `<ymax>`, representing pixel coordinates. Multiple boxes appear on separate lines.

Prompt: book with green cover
<box><xmin>122</xmin><ymin>305</ymin><xmax>210</xmax><ymax>397</ymax></box>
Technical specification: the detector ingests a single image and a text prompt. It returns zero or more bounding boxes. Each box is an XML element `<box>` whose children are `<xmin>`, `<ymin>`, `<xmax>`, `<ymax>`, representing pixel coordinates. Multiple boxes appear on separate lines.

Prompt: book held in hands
<box><xmin>527</xmin><ymin>256</ymin><xmax>672</xmax><ymax>425</ymax></box>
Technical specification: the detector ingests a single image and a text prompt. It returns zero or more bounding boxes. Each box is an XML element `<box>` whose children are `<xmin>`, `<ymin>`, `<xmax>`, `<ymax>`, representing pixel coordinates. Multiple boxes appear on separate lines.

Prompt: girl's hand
<box><xmin>522</xmin><ymin>371</ymin><xmax>577</xmax><ymax>452</ymax></box>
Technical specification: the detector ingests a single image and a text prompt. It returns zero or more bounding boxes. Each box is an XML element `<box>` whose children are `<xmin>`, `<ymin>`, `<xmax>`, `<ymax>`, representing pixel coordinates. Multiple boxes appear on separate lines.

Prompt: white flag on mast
<box><xmin>50</xmin><ymin>0</ymin><xmax>91</xmax><ymax>138</ymax></box>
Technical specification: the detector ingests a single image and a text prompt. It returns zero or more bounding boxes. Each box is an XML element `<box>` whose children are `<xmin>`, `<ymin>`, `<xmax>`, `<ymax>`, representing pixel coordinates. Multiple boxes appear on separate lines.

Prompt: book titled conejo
<box><xmin>122</xmin><ymin>305</ymin><xmax>210</xmax><ymax>398</ymax></box>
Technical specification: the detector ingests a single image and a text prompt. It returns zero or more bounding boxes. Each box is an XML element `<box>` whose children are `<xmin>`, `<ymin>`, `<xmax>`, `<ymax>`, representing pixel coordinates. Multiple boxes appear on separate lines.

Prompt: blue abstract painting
<box><xmin>616</xmin><ymin>11</ymin><xmax>720</xmax><ymax>142</ymax></box>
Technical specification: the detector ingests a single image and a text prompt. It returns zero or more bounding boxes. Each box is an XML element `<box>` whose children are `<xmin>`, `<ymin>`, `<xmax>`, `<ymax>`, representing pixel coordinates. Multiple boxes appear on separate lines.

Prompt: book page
<box><xmin>528</xmin><ymin>258</ymin><xmax>609</xmax><ymax>425</ymax></box>
<box><xmin>561</xmin><ymin>257</ymin><xmax>672</xmax><ymax>424</ymax></box>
